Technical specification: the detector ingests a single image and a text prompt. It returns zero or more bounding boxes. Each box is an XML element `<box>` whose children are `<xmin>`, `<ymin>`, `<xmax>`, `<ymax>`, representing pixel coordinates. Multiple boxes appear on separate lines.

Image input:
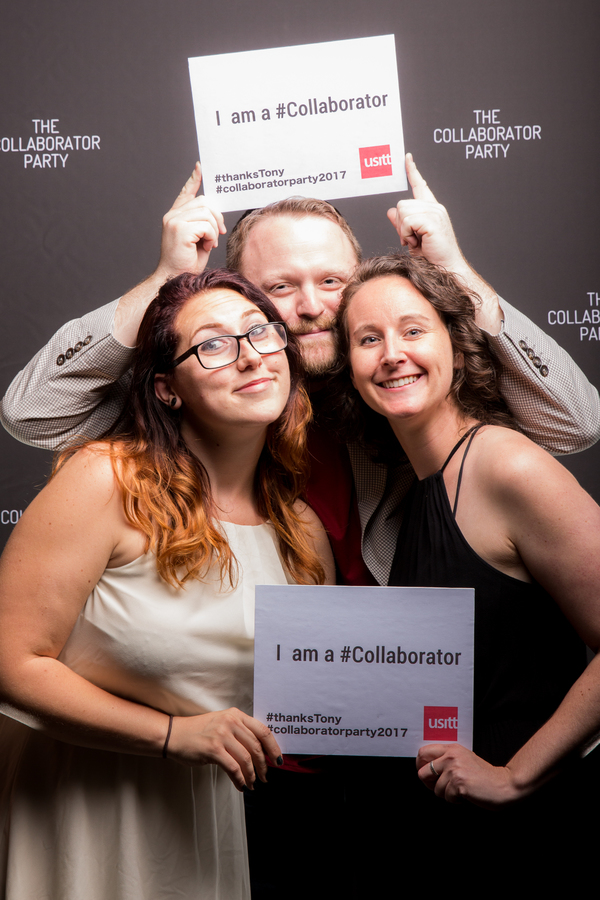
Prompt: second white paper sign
<box><xmin>254</xmin><ymin>584</ymin><xmax>474</xmax><ymax>758</ymax></box>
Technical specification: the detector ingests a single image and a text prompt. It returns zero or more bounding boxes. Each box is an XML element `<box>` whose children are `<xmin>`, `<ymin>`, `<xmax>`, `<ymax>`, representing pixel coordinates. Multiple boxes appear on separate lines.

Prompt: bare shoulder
<box><xmin>467</xmin><ymin>427</ymin><xmax>600</xmax><ymax>646</ymax></box>
<box><xmin>293</xmin><ymin>500</ymin><xmax>325</xmax><ymax>529</ymax></box>
<box><xmin>292</xmin><ymin>499</ymin><xmax>331</xmax><ymax>544</ymax></box>
<box><xmin>17</xmin><ymin>443</ymin><xmax>118</xmax><ymax>523</ymax></box>
<box><xmin>3</xmin><ymin>442</ymin><xmax>135</xmax><ymax>576</ymax></box>
<box><xmin>469</xmin><ymin>425</ymin><xmax>600</xmax><ymax>550</ymax></box>
<box><xmin>472</xmin><ymin>424</ymin><xmax>552</xmax><ymax>461</ymax></box>
<box><xmin>293</xmin><ymin>500</ymin><xmax>336</xmax><ymax>585</ymax></box>
<box><xmin>470</xmin><ymin>425</ymin><xmax>582</xmax><ymax>498</ymax></box>
<box><xmin>53</xmin><ymin>441</ymin><xmax>118</xmax><ymax>486</ymax></box>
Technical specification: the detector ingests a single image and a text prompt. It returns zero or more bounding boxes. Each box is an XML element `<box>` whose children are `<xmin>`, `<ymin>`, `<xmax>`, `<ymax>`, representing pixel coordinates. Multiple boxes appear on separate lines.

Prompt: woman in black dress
<box><xmin>334</xmin><ymin>255</ymin><xmax>600</xmax><ymax>877</ymax></box>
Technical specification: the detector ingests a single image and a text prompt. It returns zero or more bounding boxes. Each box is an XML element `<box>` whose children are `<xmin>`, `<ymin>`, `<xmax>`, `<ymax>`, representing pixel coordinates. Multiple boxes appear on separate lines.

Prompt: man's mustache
<box><xmin>288</xmin><ymin>315</ymin><xmax>336</xmax><ymax>336</ymax></box>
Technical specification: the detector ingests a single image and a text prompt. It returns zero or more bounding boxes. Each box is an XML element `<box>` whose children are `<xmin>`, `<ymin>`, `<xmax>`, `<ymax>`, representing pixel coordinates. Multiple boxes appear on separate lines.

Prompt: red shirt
<box><xmin>305</xmin><ymin>417</ymin><xmax>376</xmax><ymax>587</ymax></box>
<box><xmin>275</xmin><ymin>396</ymin><xmax>375</xmax><ymax>774</ymax></box>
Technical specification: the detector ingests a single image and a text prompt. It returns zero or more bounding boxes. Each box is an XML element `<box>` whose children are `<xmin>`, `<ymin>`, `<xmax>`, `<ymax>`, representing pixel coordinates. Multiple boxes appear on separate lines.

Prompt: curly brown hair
<box><xmin>331</xmin><ymin>254</ymin><xmax>515</xmax><ymax>461</ymax></box>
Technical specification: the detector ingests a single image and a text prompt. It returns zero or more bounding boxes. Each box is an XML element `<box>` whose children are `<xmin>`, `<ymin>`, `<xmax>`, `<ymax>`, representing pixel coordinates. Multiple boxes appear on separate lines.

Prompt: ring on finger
<box><xmin>429</xmin><ymin>761</ymin><xmax>440</xmax><ymax>778</ymax></box>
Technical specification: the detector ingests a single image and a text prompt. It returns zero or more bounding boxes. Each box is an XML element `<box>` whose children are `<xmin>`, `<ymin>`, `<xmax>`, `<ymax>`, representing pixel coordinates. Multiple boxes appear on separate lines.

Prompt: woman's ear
<box><xmin>154</xmin><ymin>373</ymin><xmax>181</xmax><ymax>409</ymax></box>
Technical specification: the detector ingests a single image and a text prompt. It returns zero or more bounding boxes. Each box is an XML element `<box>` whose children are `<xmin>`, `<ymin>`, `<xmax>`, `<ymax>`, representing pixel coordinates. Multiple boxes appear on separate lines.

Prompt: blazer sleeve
<box><xmin>487</xmin><ymin>298</ymin><xmax>600</xmax><ymax>454</ymax></box>
<box><xmin>0</xmin><ymin>300</ymin><xmax>134</xmax><ymax>450</ymax></box>
<box><xmin>3</xmin><ymin>294</ymin><xmax>599</xmax><ymax>457</ymax></box>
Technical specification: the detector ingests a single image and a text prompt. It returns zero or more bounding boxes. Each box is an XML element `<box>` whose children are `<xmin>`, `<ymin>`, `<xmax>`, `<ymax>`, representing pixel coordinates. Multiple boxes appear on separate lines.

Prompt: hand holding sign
<box><xmin>388</xmin><ymin>153</ymin><xmax>503</xmax><ymax>332</ymax></box>
<box><xmin>168</xmin><ymin>707</ymin><xmax>282</xmax><ymax>793</ymax></box>
<box><xmin>156</xmin><ymin>162</ymin><xmax>227</xmax><ymax>281</ymax></box>
<box><xmin>387</xmin><ymin>153</ymin><xmax>466</xmax><ymax>272</ymax></box>
<box><xmin>416</xmin><ymin>742</ymin><xmax>521</xmax><ymax>809</ymax></box>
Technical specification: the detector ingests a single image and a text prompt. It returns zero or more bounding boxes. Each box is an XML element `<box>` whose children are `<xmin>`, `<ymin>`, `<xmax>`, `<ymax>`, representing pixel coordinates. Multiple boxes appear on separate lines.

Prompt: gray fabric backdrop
<box><xmin>1</xmin><ymin>0</ymin><xmax>599</xmax><ymax>547</ymax></box>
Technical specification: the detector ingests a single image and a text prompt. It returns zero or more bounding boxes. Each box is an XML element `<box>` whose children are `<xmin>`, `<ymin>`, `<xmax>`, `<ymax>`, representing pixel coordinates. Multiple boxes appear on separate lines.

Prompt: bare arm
<box><xmin>0</xmin><ymin>449</ymin><xmax>281</xmax><ymax>791</ymax></box>
<box><xmin>387</xmin><ymin>155</ymin><xmax>600</xmax><ymax>452</ymax></box>
<box><xmin>1</xmin><ymin>165</ymin><xmax>226</xmax><ymax>449</ymax></box>
<box><xmin>295</xmin><ymin>501</ymin><xmax>336</xmax><ymax>584</ymax></box>
<box><xmin>417</xmin><ymin>434</ymin><xmax>600</xmax><ymax>807</ymax></box>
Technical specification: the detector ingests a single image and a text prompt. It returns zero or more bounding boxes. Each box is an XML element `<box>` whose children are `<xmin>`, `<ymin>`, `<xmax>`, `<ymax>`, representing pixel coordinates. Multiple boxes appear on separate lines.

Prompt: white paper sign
<box><xmin>188</xmin><ymin>35</ymin><xmax>407</xmax><ymax>212</ymax></box>
<box><xmin>254</xmin><ymin>585</ymin><xmax>474</xmax><ymax>757</ymax></box>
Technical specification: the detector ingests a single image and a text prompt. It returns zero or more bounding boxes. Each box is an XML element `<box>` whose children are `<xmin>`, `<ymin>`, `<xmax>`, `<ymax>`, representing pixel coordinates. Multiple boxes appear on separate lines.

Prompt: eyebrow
<box><xmin>190</xmin><ymin>309</ymin><xmax>266</xmax><ymax>342</ymax></box>
<box><xmin>351</xmin><ymin>312</ymin><xmax>432</xmax><ymax>334</ymax></box>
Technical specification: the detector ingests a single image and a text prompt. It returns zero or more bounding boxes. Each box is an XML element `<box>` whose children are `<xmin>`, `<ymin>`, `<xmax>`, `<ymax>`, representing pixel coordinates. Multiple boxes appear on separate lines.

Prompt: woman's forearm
<box><xmin>0</xmin><ymin>654</ymin><xmax>169</xmax><ymax>756</ymax></box>
<box><xmin>505</xmin><ymin>651</ymin><xmax>600</xmax><ymax>794</ymax></box>
<box><xmin>0</xmin><ymin>653</ymin><xmax>280</xmax><ymax>791</ymax></box>
<box><xmin>416</xmin><ymin>651</ymin><xmax>600</xmax><ymax>807</ymax></box>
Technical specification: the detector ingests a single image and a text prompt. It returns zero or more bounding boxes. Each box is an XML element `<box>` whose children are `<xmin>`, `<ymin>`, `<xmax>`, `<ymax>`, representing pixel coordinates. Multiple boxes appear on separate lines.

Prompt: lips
<box><xmin>378</xmin><ymin>374</ymin><xmax>421</xmax><ymax>389</ymax></box>
<box><xmin>234</xmin><ymin>377</ymin><xmax>273</xmax><ymax>393</ymax></box>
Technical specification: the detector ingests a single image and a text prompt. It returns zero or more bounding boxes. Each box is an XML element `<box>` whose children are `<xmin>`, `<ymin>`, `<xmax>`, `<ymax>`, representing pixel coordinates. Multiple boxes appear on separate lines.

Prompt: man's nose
<box><xmin>295</xmin><ymin>284</ymin><xmax>325</xmax><ymax>319</ymax></box>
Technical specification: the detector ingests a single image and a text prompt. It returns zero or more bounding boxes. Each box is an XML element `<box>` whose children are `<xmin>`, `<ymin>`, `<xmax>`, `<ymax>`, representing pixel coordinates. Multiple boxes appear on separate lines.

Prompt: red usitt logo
<box><xmin>359</xmin><ymin>144</ymin><xmax>393</xmax><ymax>179</ymax></box>
<box><xmin>423</xmin><ymin>707</ymin><xmax>458</xmax><ymax>741</ymax></box>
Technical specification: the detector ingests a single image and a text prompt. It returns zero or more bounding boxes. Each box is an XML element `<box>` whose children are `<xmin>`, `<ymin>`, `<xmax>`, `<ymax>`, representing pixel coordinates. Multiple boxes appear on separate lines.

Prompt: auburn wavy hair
<box><xmin>57</xmin><ymin>270</ymin><xmax>324</xmax><ymax>588</ymax></box>
<box><xmin>331</xmin><ymin>254</ymin><xmax>515</xmax><ymax>462</ymax></box>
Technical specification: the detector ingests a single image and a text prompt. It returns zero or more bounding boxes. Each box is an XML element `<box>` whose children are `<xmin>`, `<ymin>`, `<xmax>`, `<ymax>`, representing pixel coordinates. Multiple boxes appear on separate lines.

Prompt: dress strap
<box><xmin>442</xmin><ymin>423</ymin><xmax>485</xmax><ymax>517</ymax></box>
<box><xmin>440</xmin><ymin>423</ymin><xmax>483</xmax><ymax>474</ymax></box>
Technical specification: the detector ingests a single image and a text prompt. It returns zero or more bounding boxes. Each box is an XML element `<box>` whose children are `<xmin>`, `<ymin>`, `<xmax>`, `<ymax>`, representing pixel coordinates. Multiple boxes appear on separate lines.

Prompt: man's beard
<box><xmin>288</xmin><ymin>314</ymin><xmax>337</xmax><ymax>377</ymax></box>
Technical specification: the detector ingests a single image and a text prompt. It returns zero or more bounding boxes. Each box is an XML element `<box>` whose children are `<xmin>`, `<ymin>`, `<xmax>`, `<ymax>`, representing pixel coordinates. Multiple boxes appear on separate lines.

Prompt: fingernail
<box><xmin>276</xmin><ymin>756</ymin><xmax>283</xmax><ymax>766</ymax></box>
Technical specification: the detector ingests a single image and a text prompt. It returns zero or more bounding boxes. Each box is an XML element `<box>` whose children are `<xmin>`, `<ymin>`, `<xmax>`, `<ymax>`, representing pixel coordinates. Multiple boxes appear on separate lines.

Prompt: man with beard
<box><xmin>3</xmin><ymin>155</ymin><xmax>598</xmax><ymax>587</ymax></box>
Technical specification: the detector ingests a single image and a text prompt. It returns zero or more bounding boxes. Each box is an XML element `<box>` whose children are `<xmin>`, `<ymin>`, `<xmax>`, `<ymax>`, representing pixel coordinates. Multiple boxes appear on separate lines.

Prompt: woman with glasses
<box><xmin>0</xmin><ymin>269</ymin><xmax>334</xmax><ymax>900</ymax></box>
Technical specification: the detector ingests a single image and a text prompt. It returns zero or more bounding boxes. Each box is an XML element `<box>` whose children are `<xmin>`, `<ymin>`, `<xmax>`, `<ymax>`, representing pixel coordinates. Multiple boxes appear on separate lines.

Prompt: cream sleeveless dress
<box><xmin>0</xmin><ymin>522</ymin><xmax>292</xmax><ymax>900</ymax></box>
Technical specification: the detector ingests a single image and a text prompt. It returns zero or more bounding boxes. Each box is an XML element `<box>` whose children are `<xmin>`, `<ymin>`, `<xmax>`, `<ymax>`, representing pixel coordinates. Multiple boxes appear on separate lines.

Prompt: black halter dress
<box><xmin>389</xmin><ymin>425</ymin><xmax>586</xmax><ymax>766</ymax></box>
<box><xmin>339</xmin><ymin>427</ymin><xmax>596</xmax><ymax>895</ymax></box>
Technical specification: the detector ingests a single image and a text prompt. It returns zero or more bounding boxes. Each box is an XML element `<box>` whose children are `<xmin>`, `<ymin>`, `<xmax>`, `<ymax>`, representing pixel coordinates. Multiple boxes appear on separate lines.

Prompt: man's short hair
<box><xmin>225</xmin><ymin>197</ymin><xmax>363</xmax><ymax>272</ymax></box>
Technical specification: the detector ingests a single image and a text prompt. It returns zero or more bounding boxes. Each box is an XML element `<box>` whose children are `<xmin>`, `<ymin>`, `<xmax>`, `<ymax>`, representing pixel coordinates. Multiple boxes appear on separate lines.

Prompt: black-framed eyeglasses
<box><xmin>169</xmin><ymin>322</ymin><xmax>288</xmax><ymax>371</ymax></box>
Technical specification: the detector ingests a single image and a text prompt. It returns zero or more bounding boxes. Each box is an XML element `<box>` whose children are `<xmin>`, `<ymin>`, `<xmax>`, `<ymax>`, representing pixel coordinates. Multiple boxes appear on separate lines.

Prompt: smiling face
<box><xmin>346</xmin><ymin>275</ymin><xmax>459</xmax><ymax>429</ymax></box>
<box><xmin>157</xmin><ymin>288</ymin><xmax>291</xmax><ymax>444</ymax></box>
<box><xmin>239</xmin><ymin>214</ymin><xmax>359</xmax><ymax>377</ymax></box>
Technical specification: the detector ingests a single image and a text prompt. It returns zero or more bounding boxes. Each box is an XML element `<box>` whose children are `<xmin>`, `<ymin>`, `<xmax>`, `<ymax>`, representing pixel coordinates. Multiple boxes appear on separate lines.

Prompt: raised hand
<box><xmin>387</xmin><ymin>153</ymin><xmax>465</xmax><ymax>271</ymax></box>
<box><xmin>388</xmin><ymin>153</ymin><xmax>502</xmax><ymax>332</ymax></box>
<box><xmin>156</xmin><ymin>162</ymin><xmax>227</xmax><ymax>280</ymax></box>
